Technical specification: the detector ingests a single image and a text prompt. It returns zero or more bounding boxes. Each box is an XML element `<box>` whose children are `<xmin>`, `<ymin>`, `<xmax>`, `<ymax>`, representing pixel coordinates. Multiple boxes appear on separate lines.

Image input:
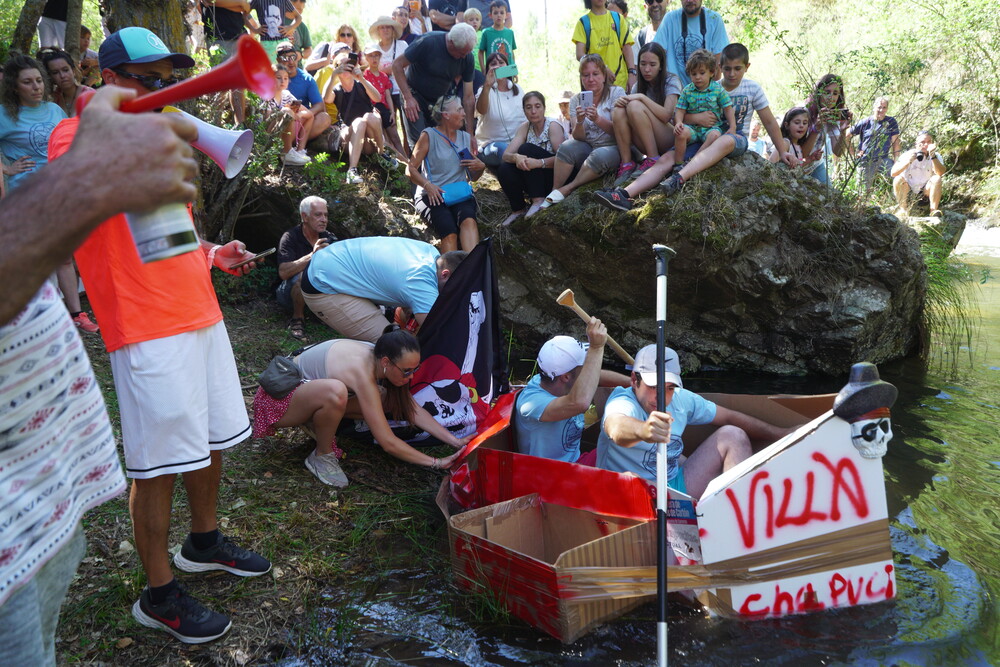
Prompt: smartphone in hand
<box><xmin>458</xmin><ymin>147</ymin><xmax>474</xmax><ymax>161</ymax></box>
<box><xmin>579</xmin><ymin>90</ymin><xmax>594</xmax><ymax>108</ymax></box>
<box><xmin>229</xmin><ymin>247</ymin><xmax>276</xmax><ymax>270</ymax></box>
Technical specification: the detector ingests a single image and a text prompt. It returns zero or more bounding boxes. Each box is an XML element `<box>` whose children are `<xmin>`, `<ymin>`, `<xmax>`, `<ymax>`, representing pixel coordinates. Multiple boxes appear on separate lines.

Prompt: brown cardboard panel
<box><xmin>681</xmin><ymin>394</ymin><xmax>831</xmax><ymax>452</ymax></box>
<box><xmin>768</xmin><ymin>394</ymin><xmax>837</xmax><ymax>419</ymax></box>
<box><xmin>486</xmin><ymin>502</ymin><xmax>547</xmax><ymax>561</ymax></box>
<box><xmin>447</xmin><ymin>494</ymin><xmax>656</xmax><ymax>643</ymax></box>
<box><xmin>700</xmin><ymin>393</ymin><xmax>828</xmax><ymax>426</ymax></box>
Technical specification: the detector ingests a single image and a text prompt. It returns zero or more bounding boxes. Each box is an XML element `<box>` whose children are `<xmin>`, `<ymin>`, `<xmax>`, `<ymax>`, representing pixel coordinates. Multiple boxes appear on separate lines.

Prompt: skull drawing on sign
<box><xmin>849</xmin><ymin>408</ymin><xmax>893</xmax><ymax>459</ymax></box>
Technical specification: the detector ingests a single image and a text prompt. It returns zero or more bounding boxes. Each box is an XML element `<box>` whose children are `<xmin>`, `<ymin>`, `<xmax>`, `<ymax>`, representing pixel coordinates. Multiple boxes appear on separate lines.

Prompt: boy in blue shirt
<box><xmin>477</xmin><ymin>0</ymin><xmax>516</xmax><ymax>71</ymax></box>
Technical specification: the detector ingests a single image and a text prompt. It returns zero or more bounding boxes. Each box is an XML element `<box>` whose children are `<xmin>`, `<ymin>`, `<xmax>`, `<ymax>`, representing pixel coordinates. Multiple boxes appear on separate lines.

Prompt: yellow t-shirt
<box><xmin>313</xmin><ymin>66</ymin><xmax>340</xmax><ymax>123</ymax></box>
<box><xmin>571</xmin><ymin>11</ymin><xmax>634</xmax><ymax>89</ymax></box>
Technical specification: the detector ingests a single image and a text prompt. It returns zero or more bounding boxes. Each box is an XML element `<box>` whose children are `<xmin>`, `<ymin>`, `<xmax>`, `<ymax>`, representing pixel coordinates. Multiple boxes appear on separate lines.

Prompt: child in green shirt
<box><xmin>478</xmin><ymin>0</ymin><xmax>516</xmax><ymax>72</ymax></box>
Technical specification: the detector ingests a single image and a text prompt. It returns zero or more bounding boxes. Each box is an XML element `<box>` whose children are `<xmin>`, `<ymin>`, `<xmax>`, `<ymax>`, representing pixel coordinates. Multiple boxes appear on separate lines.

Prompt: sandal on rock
<box><xmin>540</xmin><ymin>190</ymin><xmax>565</xmax><ymax>209</ymax></box>
<box><xmin>288</xmin><ymin>318</ymin><xmax>307</xmax><ymax>341</ymax></box>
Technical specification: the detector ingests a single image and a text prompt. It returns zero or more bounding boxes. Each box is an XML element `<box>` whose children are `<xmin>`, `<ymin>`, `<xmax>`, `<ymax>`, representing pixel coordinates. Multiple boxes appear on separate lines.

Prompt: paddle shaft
<box><xmin>559</xmin><ymin>298</ymin><xmax>635</xmax><ymax>366</ymax></box>
<box><xmin>653</xmin><ymin>244</ymin><xmax>675</xmax><ymax>667</ymax></box>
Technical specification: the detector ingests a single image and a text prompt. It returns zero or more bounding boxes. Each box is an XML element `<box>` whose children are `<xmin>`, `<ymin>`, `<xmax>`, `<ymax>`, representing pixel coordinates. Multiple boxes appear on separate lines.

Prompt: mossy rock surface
<box><xmin>493</xmin><ymin>153</ymin><xmax>927</xmax><ymax>376</ymax></box>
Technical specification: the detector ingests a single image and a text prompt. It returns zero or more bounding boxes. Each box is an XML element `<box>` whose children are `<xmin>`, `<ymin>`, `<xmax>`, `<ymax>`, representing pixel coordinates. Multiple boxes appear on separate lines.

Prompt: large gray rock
<box><xmin>492</xmin><ymin>153</ymin><xmax>927</xmax><ymax>375</ymax></box>
<box><xmin>226</xmin><ymin>153</ymin><xmax>927</xmax><ymax>376</ymax></box>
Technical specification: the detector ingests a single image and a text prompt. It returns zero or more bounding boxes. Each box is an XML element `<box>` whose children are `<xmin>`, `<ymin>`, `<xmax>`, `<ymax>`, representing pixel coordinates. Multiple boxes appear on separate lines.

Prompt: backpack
<box><xmin>579</xmin><ymin>11</ymin><xmax>628</xmax><ymax>80</ymax></box>
<box><xmin>579</xmin><ymin>11</ymin><xmax>623</xmax><ymax>53</ymax></box>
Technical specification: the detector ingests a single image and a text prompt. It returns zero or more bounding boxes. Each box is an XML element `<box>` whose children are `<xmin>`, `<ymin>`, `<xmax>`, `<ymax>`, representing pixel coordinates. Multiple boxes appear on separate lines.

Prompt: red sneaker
<box><xmin>72</xmin><ymin>312</ymin><xmax>99</xmax><ymax>333</ymax></box>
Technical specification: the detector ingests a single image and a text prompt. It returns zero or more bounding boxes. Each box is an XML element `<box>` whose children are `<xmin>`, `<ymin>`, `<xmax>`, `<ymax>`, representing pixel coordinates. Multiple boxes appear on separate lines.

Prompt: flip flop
<box><xmin>288</xmin><ymin>318</ymin><xmax>307</xmax><ymax>341</ymax></box>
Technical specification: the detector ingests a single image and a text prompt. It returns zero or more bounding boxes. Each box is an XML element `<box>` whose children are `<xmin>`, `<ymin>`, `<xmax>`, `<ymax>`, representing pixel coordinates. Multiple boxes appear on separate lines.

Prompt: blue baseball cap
<box><xmin>99</xmin><ymin>27</ymin><xmax>196</xmax><ymax>71</ymax></box>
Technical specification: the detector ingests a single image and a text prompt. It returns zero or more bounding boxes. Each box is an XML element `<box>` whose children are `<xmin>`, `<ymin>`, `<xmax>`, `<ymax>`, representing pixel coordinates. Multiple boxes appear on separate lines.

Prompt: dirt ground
<box><xmin>56</xmin><ymin>285</ymin><xmax>466</xmax><ymax>666</ymax></box>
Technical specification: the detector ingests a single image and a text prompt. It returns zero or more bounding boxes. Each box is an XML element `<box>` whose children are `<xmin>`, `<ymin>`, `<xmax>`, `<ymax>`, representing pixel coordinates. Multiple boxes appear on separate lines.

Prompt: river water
<box><xmin>294</xmin><ymin>227</ymin><xmax>1000</xmax><ymax>666</ymax></box>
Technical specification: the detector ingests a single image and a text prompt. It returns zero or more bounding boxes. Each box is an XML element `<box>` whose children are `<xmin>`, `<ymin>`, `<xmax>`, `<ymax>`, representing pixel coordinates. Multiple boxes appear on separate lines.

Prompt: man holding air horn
<box><xmin>48</xmin><ymin>28</ymin><xmax>274</xmax><ymax>644</ymax></box>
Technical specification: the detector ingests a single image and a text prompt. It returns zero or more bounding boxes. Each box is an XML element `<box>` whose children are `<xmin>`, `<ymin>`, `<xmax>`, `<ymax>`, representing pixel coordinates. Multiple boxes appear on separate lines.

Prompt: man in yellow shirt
<box><xmin>572</xmin><ymin>0</ymin><xmax>636</xmax><ymax>91</ymax></box>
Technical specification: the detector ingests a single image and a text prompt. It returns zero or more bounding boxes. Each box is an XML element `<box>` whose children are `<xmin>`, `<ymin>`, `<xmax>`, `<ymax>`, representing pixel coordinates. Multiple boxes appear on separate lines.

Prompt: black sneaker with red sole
<box><xmin>592</xmin><ymin>187</ymin><xmax>634</xmax><ymax>212</ymax></box>
<box><xmin>173</xmin><ymin>533</ymin><xmax>271</xmax><ymax>577</ymax></box>
<box><xmin>132</xmin><ymin>584</ymin><xmax>231</xmax><ymax>644</ymax></box>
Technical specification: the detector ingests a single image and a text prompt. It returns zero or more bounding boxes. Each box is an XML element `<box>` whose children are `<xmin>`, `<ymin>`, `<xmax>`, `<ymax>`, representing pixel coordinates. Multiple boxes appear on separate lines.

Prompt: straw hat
<box><xmin>369</xmin><ymin>15</ymin><xmax>403</xmax><ymax>40</ymax></box>
<box><xmin>559</xmin><ymin>90</ymin><xmax>574</xmax><ymax>103</ymax></box>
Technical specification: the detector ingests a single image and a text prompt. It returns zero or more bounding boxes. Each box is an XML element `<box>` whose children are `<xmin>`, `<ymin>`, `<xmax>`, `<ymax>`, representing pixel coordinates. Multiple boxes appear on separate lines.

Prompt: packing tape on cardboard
<box><xmin>558</xmin><ymin>518</ymin><xmax>892</xmax><ymax>600</ymax></box>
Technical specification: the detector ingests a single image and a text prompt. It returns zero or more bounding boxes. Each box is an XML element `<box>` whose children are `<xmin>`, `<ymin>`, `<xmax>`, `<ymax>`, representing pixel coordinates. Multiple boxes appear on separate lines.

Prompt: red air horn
<box><xmin>76</xmin><ymin>35</ymin><xmax>276</xmax><ymax>263</ymax></box>
<box><xmin>124</xmin><ymin>35</ymin><xmax>274</xmax><ymax>112</ymax></box>
<box><xmin>76</xmin><ymin>34</ymin><xmax>275</xmax><ymax>115</ymax></box>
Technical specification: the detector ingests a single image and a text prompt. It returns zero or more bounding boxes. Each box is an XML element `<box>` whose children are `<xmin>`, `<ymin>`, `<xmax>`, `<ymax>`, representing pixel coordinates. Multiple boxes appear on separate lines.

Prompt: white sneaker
<box><xmin>305</xmin><ymin>449</ymin><xmax>349</xmax><ymax>488</ymax></box>
<box><xmin>293</xmin><ymin>148</ymin><xmax>312</xmax><ymax>162</ymax></box>
<box><xmin>282</xmin><ymin>151</ymin><xmax>308</xmax><ymax>166</ymax></box>
<box><xmin>346</xmin><ymin>167</ymin><xmax>363</xmax><ymax>184</ymax></box>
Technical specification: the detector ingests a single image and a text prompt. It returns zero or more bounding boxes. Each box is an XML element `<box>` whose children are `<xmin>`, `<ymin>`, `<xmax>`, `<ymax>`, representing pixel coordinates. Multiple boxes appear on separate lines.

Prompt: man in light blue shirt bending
<box><xmin>303</xmin><ymin>236</ymin><xmax>466</xmax><ymax>342</ymax></box>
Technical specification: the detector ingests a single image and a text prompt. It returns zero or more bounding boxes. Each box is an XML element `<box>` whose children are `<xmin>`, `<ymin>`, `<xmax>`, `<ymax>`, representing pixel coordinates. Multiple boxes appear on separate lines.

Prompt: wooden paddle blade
<box><xmin>556</xmin><ymin>289</ymin><xmax>575</xmax><ymax>306</ymax></box>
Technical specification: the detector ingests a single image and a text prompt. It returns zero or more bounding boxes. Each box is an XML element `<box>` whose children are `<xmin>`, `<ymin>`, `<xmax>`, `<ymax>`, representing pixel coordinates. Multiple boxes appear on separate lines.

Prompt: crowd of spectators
<box><xmin>0</xmin><ymin>0</ymin><xmax>952</xmax><ymax>658</ymax></box>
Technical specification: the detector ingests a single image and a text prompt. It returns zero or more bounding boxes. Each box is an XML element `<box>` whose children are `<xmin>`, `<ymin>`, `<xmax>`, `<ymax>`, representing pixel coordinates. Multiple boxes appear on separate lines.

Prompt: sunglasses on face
<box><xmin>391</xmin><ymin>359</ymin><xmax>421</xmax><ymax>378</ymax></box>
<box><xmin>644</xmin><ymin>0</ymin><xmax>663</xmax><ymax>4</ymax></box>
<box><xmin>340</xmin><ymin>32</ymin><xmax>353</xmax><ymax>37</ymax></box>
<box><xmin>112</xmin><ymin>68</ymin><xmax>178</xmax><ymax>90</ymax></box>
<box><xmin>278</xmin><ymin>51</ymin><xmax>297</xmax><ymax>60</ymax></box>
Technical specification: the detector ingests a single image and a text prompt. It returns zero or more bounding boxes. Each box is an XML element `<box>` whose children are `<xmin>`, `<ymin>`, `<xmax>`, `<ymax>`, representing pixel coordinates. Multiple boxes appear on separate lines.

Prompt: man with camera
<box><xmin>276</xmin><ymin>41</ymin><xmax>332</xmax><ymax>142</ymax></box>
<box><xmin>891</xmin><ymin>130</ymin><xmax>945</xmax><ymax>217</ymax></box>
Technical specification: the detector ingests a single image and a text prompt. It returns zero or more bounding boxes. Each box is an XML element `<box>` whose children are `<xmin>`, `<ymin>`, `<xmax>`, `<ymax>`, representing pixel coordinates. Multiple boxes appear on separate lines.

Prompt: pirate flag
<box><xmin>410</xmin><ymin>238</ymin><xmax>508</xmax><ymax>441</ymax></box>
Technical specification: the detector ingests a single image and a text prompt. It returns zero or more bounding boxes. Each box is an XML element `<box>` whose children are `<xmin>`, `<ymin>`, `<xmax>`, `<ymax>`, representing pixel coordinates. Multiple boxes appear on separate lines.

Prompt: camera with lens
<box><xmin>915</xmin><ymin>151</ymin><xmax>926</xmax><ymax>161</ymax></box>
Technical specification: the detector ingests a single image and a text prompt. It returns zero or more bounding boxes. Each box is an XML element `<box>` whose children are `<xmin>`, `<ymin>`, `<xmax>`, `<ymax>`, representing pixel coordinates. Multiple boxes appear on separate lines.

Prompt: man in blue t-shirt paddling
<box><xmin>598</xmin><ymin>344</ymin><xmax>795</xmax><ymax>498</ymax></box>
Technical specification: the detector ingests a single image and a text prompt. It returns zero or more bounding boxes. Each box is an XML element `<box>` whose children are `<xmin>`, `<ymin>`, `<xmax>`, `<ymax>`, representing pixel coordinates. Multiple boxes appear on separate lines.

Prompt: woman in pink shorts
<box><xmin>253</xmin><ymin>330</ymin><xmax>470</xmax><ymax>487</ymax></box>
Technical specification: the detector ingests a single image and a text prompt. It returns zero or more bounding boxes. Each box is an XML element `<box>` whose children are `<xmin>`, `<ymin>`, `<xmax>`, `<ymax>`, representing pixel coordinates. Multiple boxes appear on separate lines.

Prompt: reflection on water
<box><xmin>296</xmin><ymin>241</ymin><xmax>1000</xmax><ymax>666</ymax></box>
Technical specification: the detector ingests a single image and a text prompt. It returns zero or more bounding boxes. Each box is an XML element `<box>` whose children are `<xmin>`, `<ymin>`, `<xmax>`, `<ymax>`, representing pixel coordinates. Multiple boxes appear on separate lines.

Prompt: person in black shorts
<box><xmin>406</xmin><ymin>95</ymin><xmax>485</xmax><ymax>252</ymax></box>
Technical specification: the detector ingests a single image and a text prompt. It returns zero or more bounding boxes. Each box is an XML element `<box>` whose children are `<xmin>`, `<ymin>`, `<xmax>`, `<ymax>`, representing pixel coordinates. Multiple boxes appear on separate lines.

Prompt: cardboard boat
<box><xmin>438</xmin><ymin>369</ymin><xmax>897</xmax><ymax>642</ymax></box>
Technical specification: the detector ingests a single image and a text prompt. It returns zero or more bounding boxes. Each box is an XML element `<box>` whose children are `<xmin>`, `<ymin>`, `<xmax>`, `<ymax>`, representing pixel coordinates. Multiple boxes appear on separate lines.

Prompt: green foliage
<box><xmin>1</xmin><ymin>0</ymin><xmax>102</xmax><ymax>62</ymax></box>
<box><xmin>213</xmin><ymin>263</ymin><xmax>279</xmax><ymax>305</ymax></box>
<box><xmin>919</xmin><ymin>228</ymin><xmax>981</xmax><ymax>367</ymax></box>
<box><xmin>719</xmin><ymin>0</ymin><xmax>999</xmax><ymax>210</ymax></box>
<box><xmin>303</xmin><ymin>150</ymin><xmax>348</xmax><ymax>188</ymax></box>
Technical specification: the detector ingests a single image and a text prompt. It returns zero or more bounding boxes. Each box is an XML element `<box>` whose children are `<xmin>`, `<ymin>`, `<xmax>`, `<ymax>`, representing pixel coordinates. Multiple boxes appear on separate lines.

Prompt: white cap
<box><xmin>538</xmin><ymin>336</ymin><xmax>588</xmax><ymax>379</ymax></box>
<box><xmin>633</xmin><ymin>344</ymin><xmax>683</xmax><ymax>388</ymax></box>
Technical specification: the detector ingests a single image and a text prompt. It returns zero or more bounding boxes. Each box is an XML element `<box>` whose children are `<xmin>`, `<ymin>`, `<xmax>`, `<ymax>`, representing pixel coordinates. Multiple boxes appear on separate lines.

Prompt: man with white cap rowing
<box><xmin>515</xmin><ymin>318</ymin><xmax>630</xmax><ymax>464</ymax></box>
<box><xmin>598</xmin><ymin>344</ymin><xmax>793</xmax><ymax>498</ymax></box>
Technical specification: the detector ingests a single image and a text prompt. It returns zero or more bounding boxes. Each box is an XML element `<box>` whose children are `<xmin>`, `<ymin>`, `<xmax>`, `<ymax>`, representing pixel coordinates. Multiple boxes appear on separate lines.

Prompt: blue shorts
<box><xmin>684</xmin><ymin>133</ymin><xmax>748</xmax><ymax>161</ymax></box>
<box><xmin>275</xmin><ymin>273</ymin><xmax>302</xmax><ymax>312</ymax></box>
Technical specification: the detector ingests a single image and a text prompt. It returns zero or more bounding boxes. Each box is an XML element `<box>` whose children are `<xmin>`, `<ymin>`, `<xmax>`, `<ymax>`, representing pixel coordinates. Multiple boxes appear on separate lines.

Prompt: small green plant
<box><xmin>304</xmin><ymin>151</ymin><xmax>347</xmax><ymax>189</ymax></box>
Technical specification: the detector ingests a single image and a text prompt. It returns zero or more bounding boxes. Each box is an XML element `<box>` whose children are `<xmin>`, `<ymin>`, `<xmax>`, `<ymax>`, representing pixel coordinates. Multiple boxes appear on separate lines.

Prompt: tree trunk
<box><xmin>13</xmin><ymin>0</ymin><xmax>47</xmax><ymax>55</ymax></box>
<box><xmin>64</xmin><ymin>0</ymin><xmax>83</xmax><ymax>62</ymax></box>
<box><xmin>99</xmin><ymin>0</ymin><xmax>189</xmax><ymax>55</ymax></box>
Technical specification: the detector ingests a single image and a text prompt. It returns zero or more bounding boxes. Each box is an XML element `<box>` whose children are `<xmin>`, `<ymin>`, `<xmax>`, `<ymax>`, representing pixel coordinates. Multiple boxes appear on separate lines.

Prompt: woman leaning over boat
<box><xmin>252</xmin><ymin>330</ymin><xmax>469</xmax><ymax>488</ymax></box>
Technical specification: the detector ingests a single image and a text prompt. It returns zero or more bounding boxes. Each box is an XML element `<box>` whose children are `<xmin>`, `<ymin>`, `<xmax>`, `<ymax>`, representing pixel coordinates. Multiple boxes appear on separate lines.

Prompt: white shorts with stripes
<box><xmin>110</xmin><ymin>321</ymin><xmax>251</xmax><ymax>479</ymax></box>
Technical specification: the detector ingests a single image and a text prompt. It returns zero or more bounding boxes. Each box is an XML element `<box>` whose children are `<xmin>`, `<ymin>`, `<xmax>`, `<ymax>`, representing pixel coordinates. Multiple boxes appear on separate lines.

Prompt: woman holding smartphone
<box><xmin>538</xmin><ymin>54</ymin><xmax>625</xmax><ymax>212</ymax></box>
<box><xmin>475</xmin><ymin>51</ymin><xmax>526</xmax><ymax>171</ymax></box>
<box><xmin>406</xmin><ymin>94</ymin><xmax>486</xmax><ymax>252</ymax></box>
<box><xmin>252</xmin><ymin>330</ymin><xmax>470</xmax><ymax>487</ymax></box>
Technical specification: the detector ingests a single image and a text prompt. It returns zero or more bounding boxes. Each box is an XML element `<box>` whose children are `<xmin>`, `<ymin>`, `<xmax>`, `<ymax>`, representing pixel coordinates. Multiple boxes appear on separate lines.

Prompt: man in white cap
<box><xmin>598</xmin><ymin>344</ymin><xmax>793</xmax><ymax>498</ymax></box>
<box><xmin>515</xmin><ymin>318</ymin><xmax>630</xmax><ymax>464</ymax></box>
